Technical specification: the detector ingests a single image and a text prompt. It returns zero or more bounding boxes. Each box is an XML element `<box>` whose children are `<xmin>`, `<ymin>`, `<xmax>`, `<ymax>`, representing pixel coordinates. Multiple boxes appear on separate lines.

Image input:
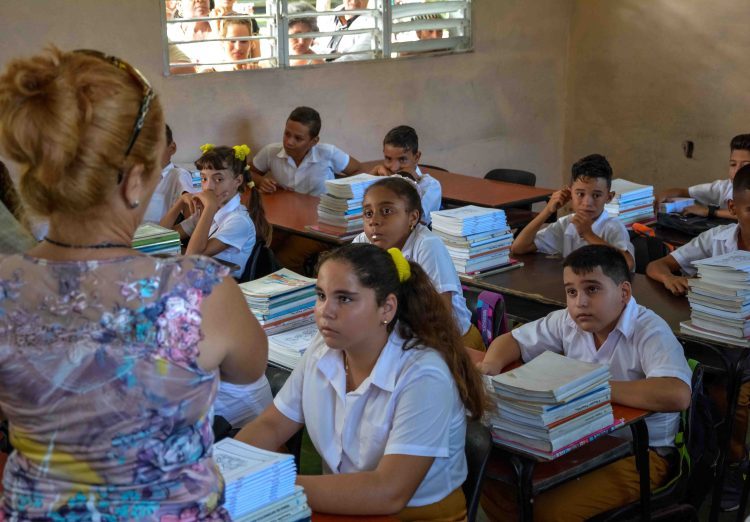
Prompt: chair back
<box><xmin>463</xmin><ymin>420</ymin><xmax>492</xmax><ymax>522</ymax></box>
<box><xmin>632</xmin><ymin>235</ymin><xmax>671</xmax><ymax>275</ymax></box>
<box><xmin>484</xmin><ymin>169</ymin><xmax>537</xmax><ymax>187</ymax></box>
<box><xmin>238</xmin><ymin>242</ymin><xmax>281</xmax><ymax>283</ymax></box>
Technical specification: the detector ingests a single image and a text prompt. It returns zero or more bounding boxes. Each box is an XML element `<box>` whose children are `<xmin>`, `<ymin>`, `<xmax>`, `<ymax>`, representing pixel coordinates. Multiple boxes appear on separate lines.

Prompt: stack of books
<box><xmin>605</xmin><ymin>179</ymin><xmax>656</xmax><ymax>228</ymax></box>
<box><xmin>239</xmin><ymin>269</ymin><xmax>317</xmax><ymax>335</ymax></box>
<box><xmin>132</xmin><ymin>223</ymin><xmax>181</xmax><ymax>255</ymax></box>
<box><xmin>487</xmin><ymin>351</ymin><xmax>619</xmax><ymax>460</ymax></box>
<box><xmin>680</xmin><ymin>251</ymin><xmax>750</xmax><ymax>347</ymax></box>
<box><xmin>430</xmin><ymin>205</ymin><xmax>515</xmax><ymax>275</ymax></box>
<box><xmin>659</xmin><ymin>197</ymin><xmax>695</xmax><ymax>214</ymax></box>
<box><xmin>268</xmin><ymin>322</ymin><xmax>319</xmax><ymax>371</ymax></box>
<box><xmin>310</xmin><ymin>173</ymin><xmax>381</xmax><ymax>239</ymax></box>
<box><xmin>214</xmin><ymin>438</ymin><xmax>311</xmax><ymax>522</ymax></box>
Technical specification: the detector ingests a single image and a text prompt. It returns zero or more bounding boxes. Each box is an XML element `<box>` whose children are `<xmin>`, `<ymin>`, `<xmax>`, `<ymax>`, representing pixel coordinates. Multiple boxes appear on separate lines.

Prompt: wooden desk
<box><xmin>360</xmin><ymin>161</ymin><xmax>555</xmax><ymax>209</ymax></box>
<box><xmin>312</xmin><ymin>514</ymin><xmax>397</xmax><ymax>521</ymax></box>
<box><xmin>260</xmin><ymin>190</ymin><xmax>351</xmax><ymax>245</ymax></box>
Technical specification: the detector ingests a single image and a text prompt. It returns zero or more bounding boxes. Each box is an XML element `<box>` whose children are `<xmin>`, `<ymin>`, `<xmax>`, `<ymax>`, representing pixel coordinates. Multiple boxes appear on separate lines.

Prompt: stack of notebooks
<box><xmin>605</xmin><ymin>179</ymin><xmax>656</xmax><ymax>228</ymax></box>
<box><xmin>214</xmin><ymin>438</ymin><xmax>311</xmax><ymax>522</ymax></box>
<box><xmin>680</xmin><ymin>251</ymin><xmax>750</xmax><ymax>347</ymax></box>
<box><xmin>487</xmin><ymin>351</ymin><xmax>619</xmax><ymax>460</ymax></box>
<box><xmin>268</xmin><ymin>322</ymin><xmax>319</xmax><ymax>371</ymax></box>
<box><xmin>132</xmin><ymin>223</ymin><xmax>181</xmax><ymax>255</ymax></box>
<box><xmin>430</xmin><ymin>205</ymin><xmax>516</xmax><ymax>275</ymax></box>
<box><xmin>239</xmin><ymin>269</ymin><xmax>316</xmax><ymax>335</ymax></box>
<box><xmin>309</xmin><ymin>173</ymin><xmax>381</xmax><ymax>239</ymax></box>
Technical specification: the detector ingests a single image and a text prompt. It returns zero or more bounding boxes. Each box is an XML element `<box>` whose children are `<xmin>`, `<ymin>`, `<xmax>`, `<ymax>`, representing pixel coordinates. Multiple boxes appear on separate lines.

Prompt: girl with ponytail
<box><xmin>237</xmin><ymin>243</ymin><xmax>486</xmax><ymax>520</ymax></box>
<box><xmin>161</xmin><ymin>144</ymin><xmax>271</xmax><ymax>278</ymax></box>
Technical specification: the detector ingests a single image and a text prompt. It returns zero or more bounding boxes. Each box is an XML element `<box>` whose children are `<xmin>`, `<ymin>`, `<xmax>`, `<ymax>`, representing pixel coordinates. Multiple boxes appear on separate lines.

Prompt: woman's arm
<box><xmin>298</xmin><ymin>454</ymin><xmax>434</xmax><ymax>515</ymax></box>
<box><xmin>235</xmin><ymin>404</ymin><xmax>303</xmax><ymax>452</ymax></box>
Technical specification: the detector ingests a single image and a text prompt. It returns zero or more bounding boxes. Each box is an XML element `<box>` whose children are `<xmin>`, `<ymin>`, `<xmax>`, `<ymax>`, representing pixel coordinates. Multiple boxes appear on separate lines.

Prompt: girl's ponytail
<box><xmin>245</xmin><ymin>180</ymin><xmax>272</xmax><ymax>246</ymax></box>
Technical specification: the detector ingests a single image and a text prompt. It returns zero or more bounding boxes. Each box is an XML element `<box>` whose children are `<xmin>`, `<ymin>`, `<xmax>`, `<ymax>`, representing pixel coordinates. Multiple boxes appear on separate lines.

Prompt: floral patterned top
<box><xmin>0</xmin><ymin>254</ymin><xmax>231</xmax><ymax>521</ymax></box>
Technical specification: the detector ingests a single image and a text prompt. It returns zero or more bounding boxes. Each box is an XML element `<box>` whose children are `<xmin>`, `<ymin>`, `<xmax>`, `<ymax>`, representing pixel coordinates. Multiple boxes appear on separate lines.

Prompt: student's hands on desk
<box><xmin>250</xmin><ymin>171</ymin><xmax>279</xmax><ymax>193</ymax></box>
<box><xmin>662</xmin><ymin>275</ymin><xmax>690</xmax><ymax>296</ymax></box>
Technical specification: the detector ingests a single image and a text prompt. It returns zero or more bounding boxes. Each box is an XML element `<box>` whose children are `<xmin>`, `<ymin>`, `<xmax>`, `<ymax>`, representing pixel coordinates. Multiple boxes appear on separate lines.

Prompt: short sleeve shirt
<box><xmin>143</xmin><ymin>163</ymin><xmax>195</xmax><ymax>224</ymax></box>
<box><xmin>670</xmin><ymin>223</ymin><xmax>739</xmax><ymax>277</ymax></box>
<box><xmin>534</xmin><ymin>211</ymin><xmax>635</xmax><ymax>262</ymax></box>
<box><xmin>511</xmin><ymin>297</ymin><xmax>692</xmax><ymax>447</ymax></box>
<box><xmin>253</xmin><ymin>143</ymin><xmax>350</xmax><ymax>196</ymax></box>
<box><xmin>689</xmin><ymin>178</ymin><xmax>733</xmax><ymax>208</ymax></box>
<box><xmin>274</xmin><ymin>328</ymin><xmax>467</xmax><ymax>507</ymax></box>
<box><xmin>415</xmin><ymin>166</ymin><xmax>442</xmax><ymax>226</ymax></box>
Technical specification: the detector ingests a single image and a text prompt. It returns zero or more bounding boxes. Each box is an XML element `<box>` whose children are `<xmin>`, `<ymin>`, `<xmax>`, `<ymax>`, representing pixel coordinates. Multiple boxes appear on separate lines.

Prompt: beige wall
<box><xmin>564</xmin><ymin>0</ymin><xmax>750</xmax><ymax>191</ymax></box>
<box><xmin>0</xmin><ymin>0</ymin><xmax>573</xmax><ymax>189</ymax></box>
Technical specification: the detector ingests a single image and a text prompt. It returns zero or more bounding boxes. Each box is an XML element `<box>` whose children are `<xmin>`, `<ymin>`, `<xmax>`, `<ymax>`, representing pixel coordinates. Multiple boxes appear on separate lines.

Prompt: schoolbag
<box><xmin>462</xmin><ymin>288</ymin><xmax>509</xmax><ymax>347</ymax></box>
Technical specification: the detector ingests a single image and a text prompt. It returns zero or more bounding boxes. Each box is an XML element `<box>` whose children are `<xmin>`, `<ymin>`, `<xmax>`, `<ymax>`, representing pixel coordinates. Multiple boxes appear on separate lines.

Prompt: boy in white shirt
<box><xmin>479</xmin><ymin>245</ymin><xmax>692</xmax><ymax>521</ymax></box>
<box><xmin>647</xmin><ymin>164</ymin><xmax>750</xmax><ymax>296</ymax></box>
<box><xmin>656</xmin><ymin>133</ymin><xmax>750</xmax><ymax>220</ymax></box>
<box><xmin>143</xmin><ymin>124</ymin><xmax>195</xmax><ymax>224</ymax></box>
<box><xmin>512</xmin><ymin>154</ymin><xmax>635</xmax><ymax>270</ymax></box>
<box><xmin>250</xmin><ymin>106</ymin><xmax>361</xmax><ymax>197</ymax></box>
<box><xmin>369</xmin><ymin>125</ymin><xmax>442</xmax><ymax>225</ymax></box>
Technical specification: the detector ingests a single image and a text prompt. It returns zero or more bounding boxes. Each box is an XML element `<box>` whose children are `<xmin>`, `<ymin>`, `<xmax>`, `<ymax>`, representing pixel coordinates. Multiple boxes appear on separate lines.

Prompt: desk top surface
<box><xmin>360</xmin><ymin>161</ymin><xmax>555</xmax><ymax>208</ymax></box>
<box><xmin>261</xmin><ymin>190</ymin><xmax>350</xmax><ymax>245</ymax></box>
<box><xmin>312</xmin><ymin>515</ymin><xmax>397</xmax><ymax>521</ymax></box>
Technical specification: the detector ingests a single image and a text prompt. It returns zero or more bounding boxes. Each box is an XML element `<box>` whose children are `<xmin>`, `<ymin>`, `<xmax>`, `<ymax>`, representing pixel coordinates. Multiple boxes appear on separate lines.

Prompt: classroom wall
<box><xmin>564</xmin><ymin>0</ymin><xmax>750</xmax><ymax>191</ymax></box>
<box><xmin>0</xmin><ymin>0</ymin><xmax>574</xmax><ymax>190</ymax></box>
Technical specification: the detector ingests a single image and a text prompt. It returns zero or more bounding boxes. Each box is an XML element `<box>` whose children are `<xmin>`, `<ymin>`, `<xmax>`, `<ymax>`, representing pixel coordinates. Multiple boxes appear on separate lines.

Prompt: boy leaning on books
<box><xmin>477</xmin><ymin>245</ymin><xmax>692</xmax><ymax>521</ymax></box>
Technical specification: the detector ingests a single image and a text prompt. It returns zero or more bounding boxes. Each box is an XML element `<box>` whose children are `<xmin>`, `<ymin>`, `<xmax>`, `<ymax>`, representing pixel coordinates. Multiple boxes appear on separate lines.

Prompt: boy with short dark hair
<box><xmin>250</xmin><ymin>106</ymin><xmax>362</xmax><ymax>197</ymax></box>
<box><xmin>656</xmin><ymin>133</ymin><xmax>750</xmax><ymax>220</ymax></box>
<box><xmin>143</xmin><ymin>124</ymin><xmax>195</xmax><ymax>223</ymax></box>
<box><xmin>512</xmin><ymin>153</ymin><xmax>635</xmax><ymax>270</ymax></box>
<box><xmin>479</xmin><ymin>244</ymin><xmax>692</xmax><ymax>521</ymax></box>
<box><xmin>370</xmin><ymin>125</ymin><xmax>442</xmax><ymax>224</ymax></box>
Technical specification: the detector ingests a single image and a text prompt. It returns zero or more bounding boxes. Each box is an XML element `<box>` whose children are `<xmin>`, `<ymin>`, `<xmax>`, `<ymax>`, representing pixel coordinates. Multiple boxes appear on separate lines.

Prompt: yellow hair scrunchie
<box><xmin>387</xmin><ymin>248</ymin><xmax>411</xmax><ymax>283</ymax></box>
<box><xmin>233</xmin><ymin>144</ymin><xmax>251</xmax><ymax>161</ymax></box>
<box><xmin>200</xmin><ymin>143</ymin><xmax>215</xmax><ymax>154</ymax></box>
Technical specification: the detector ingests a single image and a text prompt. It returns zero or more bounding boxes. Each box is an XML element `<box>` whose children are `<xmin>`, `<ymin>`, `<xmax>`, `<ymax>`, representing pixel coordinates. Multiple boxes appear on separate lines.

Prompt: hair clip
<box><xmin>387</xmin><ymin>248</ymin><xmax>411</xmax><ymax>283</ymax></box>
<box><xmin>200</xmin><ymin>143</ymin><xmax>215</xmax><ymax>154</ymax></box>
<box><xmin>247</xmin><ymin>180</ymin><xmax>255</xmax><ymax>190</ymax></box>
<box><xmin>233</xmin><ymin>144</ymin><xmax>251</xmax><ymax>161</ymax></box>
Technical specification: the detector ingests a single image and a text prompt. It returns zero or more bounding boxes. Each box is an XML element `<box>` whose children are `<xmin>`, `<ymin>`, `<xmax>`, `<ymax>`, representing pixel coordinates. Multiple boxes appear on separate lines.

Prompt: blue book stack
<box><xmin>239</xmin><ymin>269</ymin><xmax>317</xmax><ymax>335</ymax></box>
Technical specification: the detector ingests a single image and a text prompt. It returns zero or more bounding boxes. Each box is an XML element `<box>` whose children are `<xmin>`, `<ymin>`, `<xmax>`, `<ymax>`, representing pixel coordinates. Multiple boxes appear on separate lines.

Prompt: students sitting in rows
<box><xmin>369</xmin><ymin>125</ymin><xmax>442</xmax><ymax>225</ymax></box>
<box><xmin>143</xmin><ymin>124</ymin><xmax>195</xmax><ymax>223</ymax></box>
<box><xmin>237</xmin><ymin>243</ymin><xmax>486</xmax><ymax>520</ymax></box>
<box><xmin>478</xmin><ymin>245</ymin><xmax>691</xmax><ymax>521</ymax></box>
<box><xmin>353</xmin><ymin>177</ymin><xmax>485</xmax><ymax>350</ymax></box>
<box><xmin>656</xmin><ymin>133</ymin><xmax>750</xmax><ymax>220</ymax></box>
<box><xmin>511</xmin><ymin>153</ymin><xmax>635</xmax><ymax>271</ymax></box>
<box><xmin>161</xmin><ymin>144</ymin><xmax>271</xmax><ymax>278</ymax></box>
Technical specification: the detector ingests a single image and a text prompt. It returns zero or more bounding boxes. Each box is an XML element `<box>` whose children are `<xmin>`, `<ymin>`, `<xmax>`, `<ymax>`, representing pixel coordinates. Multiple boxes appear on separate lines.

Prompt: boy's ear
<box><xmin>169</xmin><ymin>141</ymin><xmax>177</xmax><ymax>155</ymax></box>
<box><xmin>414</xmin><ymin>150</ymin><xmax>422</xmax><ymax>164</ymax></box>
<box><xmin>620</xmin><ymin>280</ymin><xmax>632</xmax><ymax>303</ymax></box>
<box><xmin>729</xmin><ymin>198</ymin><xmax>736</xmax><ymax>217</ymax></box>
<box><xmin>311</xmin><ymin>135</ymin><xmax>320</xmax><ymax>146</ymax></box>
<box><xmin>607</xmin><ymin>190</ymin><xmax>615</xmax><ymax>203</ymax></box>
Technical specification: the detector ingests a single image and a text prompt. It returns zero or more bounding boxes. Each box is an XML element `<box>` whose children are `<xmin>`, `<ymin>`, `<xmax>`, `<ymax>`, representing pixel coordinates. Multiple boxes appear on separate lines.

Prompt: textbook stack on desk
<box><xmin>487</xmin><ymin>351</ymin><xmax>618</xmax><ymax>460</ymax></box>
<box><xmin>132</xmin><ymin>223</ymin><xmax>181</xmax><ymax>255</ymax></box>
<box><xmin>267</xmin><ymin>322</ymin><xmax>319</xmax><ymax>371</ymax></box>
<box><xmin>680</xmin><ymin>251</ymin><xmax>750</xmax><ymax>347</ymax></box>
<box><xmin>430</xmin><ymin>205</ymin><xmax>514</xmax><ymax>275</ymax></box>
<box><xmin>313</xmin><ymin>173</ymin><xmax>381</xmax><ymax>237</ymax></box>
<box><xmin>605</xmin><ymin>179</ymin><xmax>656</xmax><ymax>228</ymax></box>
<box><xmin>213</xmin><ymin>438</ymin><xmax>311</xmax><ymax>522</ymax></box>
<box><xmin>239</xmin><ymin>269</ymin><xmax>317</xmax><ymax>335</ymax></box>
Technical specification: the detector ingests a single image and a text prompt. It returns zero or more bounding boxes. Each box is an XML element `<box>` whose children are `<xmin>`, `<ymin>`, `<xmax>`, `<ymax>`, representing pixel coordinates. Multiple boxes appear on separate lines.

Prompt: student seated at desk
<box><xmin>249</xmin><ymin>106</ymin><xmax>361</xmax><ymax>196</ymax></box>
<box><xmin>369</xmin><ymin>125</ymin><xmax>442</xmax><ymax>225</ymax></box>
<box><xmin>236</xmin><ymin>244</ymin><xmax>486</xmax><ymax>519</ymax></box>
<box><xmin>249</xmin><ymin>106</ymin><xmax>361</xmax><ymax>273</ymax></box>
<box><xmin>656</xmin><ymin>133</ymin><xmax>750</xmax><ymax>220</ymax></box>
<box><xmin>352</xmin><ymin>177</ymin><xmax>485</xmax><ymax>351</ymax></box>
<box><xmin>511</xmin><ymin>153</ymin><xmax>635</xmax><ymax>271</ymax></box>
<box><xmin>478</xmin><ymin>245</ymin><xmax>692</xmax><ymax>522</ymax></box>
<box><xmin>647</xmin><ymin>164</ymin><xmax>750</xmax><ymax>296</ymax></box>
<box><xmin>161</xmin><ymin>144</ymin><xmax>272</xmax><ymax>278</ymax></box>
<box><xmin>142</xmin><ymin>124</ymin><xmax>195</xmax><ymax>223</ymax></box>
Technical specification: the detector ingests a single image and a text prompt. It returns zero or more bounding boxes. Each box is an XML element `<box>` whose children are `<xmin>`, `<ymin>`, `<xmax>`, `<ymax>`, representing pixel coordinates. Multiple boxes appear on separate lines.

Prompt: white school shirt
<box><xmin>688</xmin><ymin>178</ymin><xmax>733</xmax><ymax>208</ymax></box>
<box><xmin>274</xmin><ymin>328</ymin><xmax>467</xmax><ymax>507</ymax></box>
<box><xmin>670</xmin><ymin>223</ymin><xmax>739</xmax><ymax>277</ymax></box>
<box><xmin>353</xmin><ymin>224</ymin><xmax>472</xmax><ymax>335</ymax></box>
<box><xmin>143</xmin><ymin>163</ymin><xmax>195</xmax><ymax>224</ymax></box>
<box><xmin>215</xmin><ymin>376</ymin><xmax>273</xmax><ymax>427</ymax></box>
<box><xmin>534</xmin><ymin>211</ymin><xmax>635</xmax><ymax>261</ymax></box>
<box><xmin>318</xmin><ymin>5</ymin><xmax>376</xmax><ymax>61</ymax></box>
<box><xmin>179</xmin><ymin>194</ymin><xmax>255</xmax><ymax>277</ymax></box>
<box><xmin>511</xmin><ymin>297</ymin><xmax>692</xmax><ymax>448</ymax></box>
<box><xmin>253</xmin><ymin>143</ymin><xmax>351</xmax><ymax>196</ymax></box>
<box><xmin>415</xmin><ymin>166</ymin><xmax>442</xmax><ymax>225</ymax></box>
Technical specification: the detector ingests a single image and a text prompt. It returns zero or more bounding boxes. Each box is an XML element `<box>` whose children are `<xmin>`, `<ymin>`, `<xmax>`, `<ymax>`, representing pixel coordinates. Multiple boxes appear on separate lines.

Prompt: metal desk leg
<box><xmin>510</xmin><ymin>454</ymin><xmax>535</xmax><ymax>522</ymax></box>
<box><xmin>630</xmin><ymin>419</ymin><xmax>651</xmax><ymax>521</ymax></box>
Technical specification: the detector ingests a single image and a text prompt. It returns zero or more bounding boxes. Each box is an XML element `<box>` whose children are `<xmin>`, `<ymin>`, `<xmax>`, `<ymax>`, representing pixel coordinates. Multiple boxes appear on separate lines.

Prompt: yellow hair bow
<box><xmin>200</xmin><ymin>143</ymin><xmax>215</xmax><ymax>154</ymax></box>
<box><xmin>247</xmin><ymin>180</ymin><xmax>255</xmax><ymax>190</ymax></box>
<box><xmin>233</xmin><ymin>144</ymin><xmax>251</xmax><ymax>161</ymax></box>
<box><xmin>387</xmin><ymin>248</ymin><xmax>411</xmax><ymax>283</ymax></box>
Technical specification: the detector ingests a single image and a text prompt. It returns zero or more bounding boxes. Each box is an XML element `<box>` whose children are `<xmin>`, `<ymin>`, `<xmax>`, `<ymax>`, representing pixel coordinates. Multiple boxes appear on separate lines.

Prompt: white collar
<box><xmin>160</xmin><ymin>162</ymin><xmax>175</xmax><ymax>179</ymax></box>
<box><xmin>714</xmin><ymin>223</ymin><xmax>740</xmax><ymax>248</ymax></box>
<box><xmin>276</xmin><ymin>145</ymin><xmax>319</xmax><ymax>165</ymax></box>
<box><xmin>214</xmin><ymin>193</ymin><xmax>242</xmax><ymax>222</ymax></box>
<box><xmin>565</xmin><ymin>296</ymin><xmax>638</xmax><ymax>340</ymax></box>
